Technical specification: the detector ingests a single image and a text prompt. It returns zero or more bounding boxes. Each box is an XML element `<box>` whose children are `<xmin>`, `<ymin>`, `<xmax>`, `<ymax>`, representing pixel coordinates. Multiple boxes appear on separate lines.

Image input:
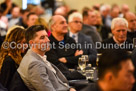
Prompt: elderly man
<box><xmin>17</xmin><ymin>25</ymin><xmax>76</xmax><ymax>91</ymax></box>
<box><xmin>98</xmin><ymin>17</ymin><xmax>133</xmax><ymax>53</ymax></box>
<box><xmin>124</xmin><ymin>12</ymin><xmax>136</xmax><ymax>40</ymax></box>
<box><xmin>46</xmin><ymin>15</ymin><xmax>83</xmax><ymax>69</ymax></box>
<box><xmin>68</xmin><ymin>12</ymin><xmax>97</xmax><ymax>66</ymax></box>
<box><xmin>82</xmin><ymin>49</ymin><xmax>135</xmax><ymax>91</ymax></box>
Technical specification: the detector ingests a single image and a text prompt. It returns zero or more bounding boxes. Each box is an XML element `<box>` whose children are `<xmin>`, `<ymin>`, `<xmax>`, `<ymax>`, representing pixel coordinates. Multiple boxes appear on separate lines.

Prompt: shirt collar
<box><xmin>69</xmin><ymin>31</ymin><xmax>78</xmax><ymax>37</ymax></box>
<box><xmin>113</xmin><ymin>36</ymin><xmax>126</xmax><ymax>45</ymax></box>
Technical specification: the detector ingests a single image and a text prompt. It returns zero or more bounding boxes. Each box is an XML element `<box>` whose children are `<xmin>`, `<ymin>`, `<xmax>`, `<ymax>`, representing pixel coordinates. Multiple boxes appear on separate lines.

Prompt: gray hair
<box><xmin>111</xmin><ymin>17</ymin><xmax>128</xmax><ymax>30</ymax></box>
<box><xmin>68</xmin><ymin>12</ymin><xmax>83</xmax><ymax>23</ymax></box>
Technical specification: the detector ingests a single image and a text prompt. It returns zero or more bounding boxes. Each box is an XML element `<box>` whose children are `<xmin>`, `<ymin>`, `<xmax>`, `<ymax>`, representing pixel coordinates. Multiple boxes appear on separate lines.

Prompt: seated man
<box><xmin>46</xmin><ymin>15</ymin><xmax>83</xmax><ymax>68</ymax></box>
<box><xmin>82</xmin><ymin>49</ymin><xmax>135</xmax><ymax>91</ymax></box>
<box><xmin>98</xmin><ymin>17</ymin><xmax>133</xmax><ymax>53</ymax></box>
<box><xmin>124</xmin><ymin>12</ymin><xmax>136</xmax><ymax>40</ymax></box>
<box><xmin>17</xmin><ymin>25</ymin><xmax>75</xmax><ymax>91</ymax></box>
<box><xmin>68</xmin><ymin>12</ymin><xmax>97</xmax><ymax>66</ymax></box>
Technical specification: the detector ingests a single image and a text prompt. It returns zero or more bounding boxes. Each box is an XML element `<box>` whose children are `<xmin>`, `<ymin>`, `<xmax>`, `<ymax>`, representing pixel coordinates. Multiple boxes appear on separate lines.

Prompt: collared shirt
<box><xmin>37</xmin><ymin>54</ymin><xmax>56</xmax><ymax>74</ymax></box>
<box><xmin>113</xmin><ymin>36</ymin><xmax>126</xmax><ymax>46</ymax></box>
<box><xmin>69</xmin><ymin>31</ymin><xmax>78</xmax><ymax>43</ymax></box>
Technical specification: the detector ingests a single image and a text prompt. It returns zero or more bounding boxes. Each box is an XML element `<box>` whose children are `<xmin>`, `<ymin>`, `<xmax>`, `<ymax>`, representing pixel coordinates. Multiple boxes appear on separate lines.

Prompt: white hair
<box><xmin>68</xmin><ymin>12</ymin><xmax>83</xmax><ymax>23</ymax></box>
<box><xmin>100</xmin><ymin>4</ymin><xmax>111</xmax><ymax>13</ymax></box>
<box><xmin>111</xmin><ymin>17</ymin><xmax>128</xmax><ymax>30</ymax></box>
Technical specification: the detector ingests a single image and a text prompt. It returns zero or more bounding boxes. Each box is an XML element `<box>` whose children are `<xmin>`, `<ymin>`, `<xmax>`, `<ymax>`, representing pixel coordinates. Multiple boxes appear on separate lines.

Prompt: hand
<box><xmin>75</xmin><ymin>50</ymin><xmax>83</xmax><ymax>56</ymax></box>
<box><xmin>6</xmin><ymin>1</ymin><xmax>12</xmax><ymax>9</ymax></box>
<box><xmin>69</xmin><ymin>88</ymin><xmax>76</xmax><ymax>91</ymax></box>
<box><xmin>58</xmin><ymin>57</ymin><xmax>67</xmax><ymax>63</ymax></box>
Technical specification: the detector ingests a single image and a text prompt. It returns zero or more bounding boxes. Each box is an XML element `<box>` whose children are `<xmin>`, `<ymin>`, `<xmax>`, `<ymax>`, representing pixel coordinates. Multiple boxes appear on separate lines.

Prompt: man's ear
<box><xmin>29</xmin><ymin>40</ymin><xmax>33</xmax><ymax>45</ymax></box>
<box><xmin>105</xmin><ymin>72</ymin><xmax>114</xmax><ymax>83</ymax></box>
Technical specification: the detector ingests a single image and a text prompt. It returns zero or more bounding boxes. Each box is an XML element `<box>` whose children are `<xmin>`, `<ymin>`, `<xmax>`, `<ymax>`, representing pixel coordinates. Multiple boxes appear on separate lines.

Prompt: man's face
<box><xmin>27</xmin><ymin>14</ymin><xmax>38</xmax><ymax>27</ymax></box>
<box><xmin>68</xmin><ymin>17</ymin><xmax>82</xmax><ymax>33</ymax></box>
<box><xmin>111</xmin><ymin>9</ymin><xmax>119</xmax><ymax>18</ymax></box>
<box><xmin>32</xmin><ymin>30</ymin><xmax>50</xmax><ymax>52</ymax></box>
<box><xmin>112</xmin><ymin>60</ymin><xmax>135</xmax><ymax>91</ymax></box>
<box><xmin>22</xmin><ymin>12</ymin><xmax>29</xmax><ymax>24</ymax></box>
<box><xmin>12</xmin><ymin>7</ymin><xmax>20</xmax><ymax>18</ymax></box>
<box><xmin>52</xmin><ymin>16</ymin><xmax>68</xmax><ymax>35</ymax></box>
<box><xmin>126</xmin><ymin>14</ymin><xmax>136</xmax><ymax>31</ymax></box>
<box><xmin>112</xmin><ymin>25</ymin><xmax>127</xmax><ymax>43</ymax></box>
<box><xmin>87</xmin><ymin>11</ymin><xmax>97</xmax><ymax>26</ymax></box>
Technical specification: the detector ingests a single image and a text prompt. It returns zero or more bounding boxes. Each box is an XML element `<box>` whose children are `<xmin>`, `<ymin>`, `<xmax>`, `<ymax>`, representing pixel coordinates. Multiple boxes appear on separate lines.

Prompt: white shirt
<box><xmin>37</xmin><ymin>54</ymin><xmax>56</xmax><ymax>74</ymax></box>
<box><xmin>69</xmin><ymin>31</ymin><xmax>78</xmax><ymax>43</ymax></box>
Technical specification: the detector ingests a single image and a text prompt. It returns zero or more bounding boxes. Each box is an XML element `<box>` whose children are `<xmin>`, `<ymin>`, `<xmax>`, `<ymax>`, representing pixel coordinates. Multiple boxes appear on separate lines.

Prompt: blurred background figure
<box><xmin>0</xmin><ymin>26</ymin><xmax>26</xmax><ymax>90</ymax></box>
<box><xmin>26</xmin><ymin>12</ymin><xmax>38</xmax><ymax>27</ymax></box>
<box><xmin>100</xmin><ymin>4</ymin><xmax>111</xmax><ymax>26</ymax></box>
<box><xmin>0</xmin><ymin>8</ymin><xmax>8</xmax><ymax>44</ymax></box>
<box><xmin>16</xmin><ymin>9</ymin><xmax>29</xmax><ymax>28</ymax></box>
<box><xmin>120</xmin><ymin>4</ymin><xmax>130</xmax><ymax>17</ymax></box>
<box><xmin>82</xmin><ymin>8</ymin><xmax>102</xmax><ymax>44</ymax></box>
<box><xmin>8</xmin><ymin>6</ymin><xmax>20</xmax><ymax>28</ymax></box>
<box><xmin>105</xmin><ymin>5</ymin><xmax>120</xmax><ymax>28</ymax></box>
<box><xmin>94</xmin><ymin>11</ymin><xmax>111</xmax><ymax>40</ymax></box>
<box><xmin>124</xmin><ymin>12</ymin><xmax>136</xmax><ymax>40</ymax></box>
<box><xmin>35</xmin><ymin>17</ymin><xmax>51</xmax><ymax>36</ymax></box>
<box><xmin>0</xmin><ymin>0</ymin><xmax>17</xmax><ymax>16</ymax></box>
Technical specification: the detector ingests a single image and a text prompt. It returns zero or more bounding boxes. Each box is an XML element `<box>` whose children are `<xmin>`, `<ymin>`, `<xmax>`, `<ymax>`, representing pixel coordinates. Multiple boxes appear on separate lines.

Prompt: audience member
<box><xmin>0</xmin><ymin>0</ymin><xmax>17</xmax><ymax>15</ymax></box>
<box><xmin>17</xmin><ymin>25</ymin><xmax>76</xmax><ymax>91</ymax></box>
<box><xmin>46</xmin><ymin>15</ymin><xmax>83</xmax><ymax>68</ymax></box>
<box><xmin>82</xmin><ymin>49</ymin><xmax>135</xmax><ymax>91</ymax></box>
<box><xmin>105</xmin><ymin>6</ymin><xmax>120</xmax><ymax>28</ymax></box>
<box><xmin>99</xmin><ymin>17</ymin><xmax>133</xmax><ymax>53</ymax></box>
<box><xmin>94</xmin><ymin>11</ymin><xmax>111</xmax><ymax>40</ymax></box>
<box><xmin>82</xmin><ymin>9</ymin><xmax>102</xmax><ymax>44</ymax></box>
<box><xmin>16</xmin><ymin>9</ymin><xmax>29</xmax><ymax>28</ymax></box>
<box><xmin>8</xmin><ymin>6</ymin><xmax>20</xmax><ymax>28</ymax></box>
<box><xmin>0</xmin><ymin>26</ymin><xmax>26</xmax><ymax>90</ymax></box>
<box><xmin>120</xmin><ymin>4</ymin><xmax>130</xmax><ymax>17</ymax></box>
<box><xmin>68</xmin><ymin>12</ymin><xmax>97</xmax><ymax>66</ymax></box>
<box><xmin>0</xmin><ymin>8</ymin><xmax>8</xmax><ymax>44</ymax></box>
<box><xmin>26</xmin><ymin>12</ymin><xmax>38</xmax><ymax>27</ymax></box>
<box><xmin>124</xmin><ymin>12</ymin><xmax>136</xmax><ymax>40</ymax></box>
<box><xmin>100</xmin><ymin>4</ymin><xmax>110</xmax><ymax>25</ymax></box>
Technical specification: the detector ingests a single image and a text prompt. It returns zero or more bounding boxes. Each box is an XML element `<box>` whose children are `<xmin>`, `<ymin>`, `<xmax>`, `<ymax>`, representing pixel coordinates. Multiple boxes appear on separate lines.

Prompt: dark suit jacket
<box><xmin>46</xmin><ymin>34</ymin><xmax>81</xmax><ymax>68</ymax></box>
<box><xmin>81</xmin><ymin>24</ymin><xmax>102</xmax><ymax>44</ymax></box>
<box><xmin>77</xmin><ymin>32</ymin><xmax>97</xmax><ymax>66</ymax></box>
<box><xmin>127</xmin><ymin>31</ymin><xmax>136</xmax><ymax>40</ymax></box>
<box><xmin>98</xmin><ymin>37</ymin><xmax>133</xmax><ymax>53</ymax></box>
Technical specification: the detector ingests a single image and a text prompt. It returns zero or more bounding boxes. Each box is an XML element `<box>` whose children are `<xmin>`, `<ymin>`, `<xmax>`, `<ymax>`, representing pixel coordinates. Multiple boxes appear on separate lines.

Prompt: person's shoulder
<box><xmin>81</xmin><ymin>83</ymin><xmax>99</xmax><ymax>91</ymax></box>
<box><xmin>79</xmin><ymin>32</ymin><xmax>91</xmax><ymax>40</ymax></box>
<box><xmin>126</xmin><ymin>38</ymin><xmax>133</xmax><ymax>43</ymax></box>
<box><xmin>3</xmin><ymin>56</ymin><xmax>15</xmax><ymax>63</ymax></box>
<box><xmin>102</xmin><ymin>37</ymin><xmax>113</xmax><ymax>43</ymax></box>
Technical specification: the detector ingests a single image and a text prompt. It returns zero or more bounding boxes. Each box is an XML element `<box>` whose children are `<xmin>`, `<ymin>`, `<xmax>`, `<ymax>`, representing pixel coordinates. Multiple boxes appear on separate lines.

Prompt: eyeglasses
<box><xmin>72</xmin><ymin>21</ymin><xmax>82</xmax><ymax>24</ymax></box>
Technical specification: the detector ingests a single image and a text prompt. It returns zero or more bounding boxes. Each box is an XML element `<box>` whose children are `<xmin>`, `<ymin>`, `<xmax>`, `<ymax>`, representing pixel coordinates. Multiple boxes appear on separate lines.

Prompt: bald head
<box><xmin>124</xmin><ymin>12</ymin><xmax>136</xmax><ymax>31</ymax></box>
<box><xmin>122</xmin><ymin>4</ymin><xmax>129</xmax><ymax>14</ymax></box>
<box><xmin>52</xmin><ymin>15</ymin><xmax>65</xmax><ymax>23</ymax></box>
<box><xmin>49</xmin><ymin>15</ymin><xmax>68</xmax><ymax>35</ymax></box>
